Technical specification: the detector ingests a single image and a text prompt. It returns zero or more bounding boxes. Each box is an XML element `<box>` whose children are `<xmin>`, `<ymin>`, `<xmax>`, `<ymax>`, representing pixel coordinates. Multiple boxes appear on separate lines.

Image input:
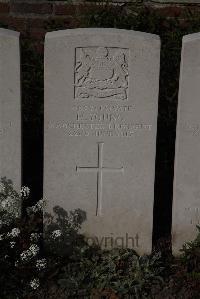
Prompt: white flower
<box><xmin>36</xmin><ymin>258</ymin><xmax>47</xmax><ymax>270</ymax></box>
<box><xmin>68</xmin><ymin>214</ymin><xmax>76</xmax><ymax>228</ymax></box>
<box><xmin>29</xmin><ymin>244</ymin><xmax>40</xmax><ymax>256</ymax></box>
<box><xmin>27</xmin><ymin>199</ymin><xmax>45</xmax><ymax>214</ymax></box>
<box><xmin>15</xmin><ymin>260</ymin><xmax>19</xmax><ymax>267</ymax></box>
<box><xmin>30</xmin><ymin>278</ymin><xmax>40</xmax><ymax>290</ymax></box>
<box><xmin>0</xmin><ymin>234</ymin><xmax>4</xmax><ymax>241</ymax></box>
<box><xmin>20</xmin><ymin>244</ymin><xmax>39</xmax><ymax>261</ymax></box>
<box><xmin>20</xmin><ymin>186</ymin><xmax>30</xmax><ymax>198</ymax></box>
<box><xmin>1</xmin><ymin>197</ymin><xmax>13</xmax><ymax>209</ymax></box>
<box><xmin>20</xmin><ymin>250</ymin><xmax>32</xmax><ymax>261</ymax></box>
<box><xmin>7</xmin><ymin>228</ymin><xmax>20</xmax><ymax>238</ymax></box>
<box><xmin>0</xmin><ymin>193</ymin><xmax>21</xmax><ymax>224</ymax></box>
<box><xmin>10</xmin><ymin>241</ymin><xmax>16</xmax><ymax>248</ymax></box>
<box><xmin>52</xmin><ymin>229</ymin><xmax>62</xmax><ymax>239</ymax></box>
<box><xmin>30</xmin><ymin>233</ymin><xmax>40</xmax><ymax>242</ymax></box>
<box><xmin>66</xmin><ymin>211</ymin><xmax>79</xmax><ymax>230</ymax></box>
<box><xmin>0</xmin><ymin>182</ymin><xmax>5</xmax><ymax>193</ymax></box>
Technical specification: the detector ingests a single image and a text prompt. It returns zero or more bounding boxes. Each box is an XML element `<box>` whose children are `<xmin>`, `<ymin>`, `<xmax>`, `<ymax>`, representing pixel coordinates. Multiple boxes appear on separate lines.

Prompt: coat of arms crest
<box><xmin>74</xmin><ymin>47</ymin><xmax>129</xmax><ymax>100</ymax></box>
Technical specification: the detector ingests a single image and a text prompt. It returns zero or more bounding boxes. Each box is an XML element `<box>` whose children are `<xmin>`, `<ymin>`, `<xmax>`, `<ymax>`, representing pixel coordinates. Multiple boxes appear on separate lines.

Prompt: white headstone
<box><xmin>0</xmin><ymin>29</ymin><xmax>21</xmax><ymax>190</ymax></box>
<box><xmin>173</xmin><ymin>33</ymin><xmax>200</xmax><ymax>254</ymax></box>
<box><xmin>44</xmin><ymin>28</ymin><xmax>160</xmax><ymax>254</ymax></box>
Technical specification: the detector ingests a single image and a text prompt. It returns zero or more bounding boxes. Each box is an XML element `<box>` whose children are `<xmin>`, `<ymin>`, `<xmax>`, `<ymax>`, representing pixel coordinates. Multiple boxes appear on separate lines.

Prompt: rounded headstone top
<box><xmin>45</xmin><ymin>28</ymin><xmax>160</xmax><ymax>43</ymax></box>
<box><xmin>183</xmin><ymin>32</ymin><xmax>200</xmax><ymax>43</ymax></box>
<box><xmin>0</xmin><ymin>28</ymin><xmax>20</xmax><ymax>38</ymax></box>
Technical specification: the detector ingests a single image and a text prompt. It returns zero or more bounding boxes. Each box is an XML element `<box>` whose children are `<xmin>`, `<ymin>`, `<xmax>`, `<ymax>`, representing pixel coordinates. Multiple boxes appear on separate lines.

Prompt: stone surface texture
<box><xmin>173</xmin><ymin>33</ymin><xmax>200</xmax><ymax>255</ymax></box>
<box><xmin>44</xmin><ymin>28</ymin><xmax>160</xmax><ymax>254</ymax></box>
<box><xmin>0</xmin><ymin>28</ymin><xmax>21</xmax><ymax>190</ymax></box>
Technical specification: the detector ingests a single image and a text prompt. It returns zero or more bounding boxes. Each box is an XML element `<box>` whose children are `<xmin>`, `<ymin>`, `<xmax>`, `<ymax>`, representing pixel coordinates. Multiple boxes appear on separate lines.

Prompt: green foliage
<box><xmin>0</xmin><ymin>178</ymin><xmax>165</xmax><ymax>298</ymax></box>
<box><xmin>180</xmin><ymin>225</ymin><xmax>200</xmax><ymax>274</ymax></box>
<box><xmin>44</xmin><ymin>206</ymin><xmax>87</xmax><ymax>257</ymax></box>
<box><xmin>181</xmin><ymin>226</ymin><xmax>200</xmax><ymax>255</ymax></box>
<box><xmin>0</xmin><ymin>179</ymin><xmax>43</xmax><ymax>299</ymax></box>
<box><xmin>37</xmin><ymin>247</ymin><xmax>165</xmax><ymax>298</ymax></box>
<box><xmin>67</xmin><ymin>250</ymin><xmax>164</xmax><ymax>297</ymax></box>
<box><xmin>1</xmin><ymin>178</ymin><xmax>200</xmax><ymax>298</ymax></box>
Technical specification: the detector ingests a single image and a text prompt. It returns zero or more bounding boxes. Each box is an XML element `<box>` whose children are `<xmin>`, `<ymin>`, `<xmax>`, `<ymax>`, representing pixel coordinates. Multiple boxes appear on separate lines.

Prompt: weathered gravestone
<box><xmin>44</xmin><ymin>28</ymin><xmax>160</xmax><ymax>254</ymax></box>
<box><xmin>0</xmin><ymin>29</ymin><xmax>21</xmax><ymax>190</ymax></box>
<box><xmin>173</xmin><ymin>33</ymin><xmax>200</xmax><ymax>254</ymax></box>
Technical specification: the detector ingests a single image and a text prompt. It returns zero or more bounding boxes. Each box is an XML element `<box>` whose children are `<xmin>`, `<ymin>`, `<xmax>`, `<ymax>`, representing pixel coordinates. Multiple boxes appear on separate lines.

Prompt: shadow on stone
<box><xmin>44</xmin><ymin>206</ymin><xmax>87</xmax><ymax>256</ymax></box>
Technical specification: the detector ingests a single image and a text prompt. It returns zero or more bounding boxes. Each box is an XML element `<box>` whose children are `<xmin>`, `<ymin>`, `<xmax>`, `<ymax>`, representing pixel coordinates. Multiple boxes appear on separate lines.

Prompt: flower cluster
<box><xmin>67</xmin><ymin>211</ymin><xmax>80</xmax><ymax>230</ymax></box>
<box><xmin>10</xmin><ymin>241</ymin><xmax>16</xmax><ymax>248</ymax></box>
<box><xmin>0</xmin><ymin>178</ymin><xmax>87</xmax><ymax>298</ymax></box>
<box><xmin>51</xmin><ymin>229</ymin><xmax>62</xmax><ymax>239</ymax></box>
<box><xmin>20</xmin><ymin>186</ymin><xmax>30</xmax><ymax>198</ymax></box>
<box><xmin>20</xmin><ymin>244</ymin><xmax>40</xmax><ymax>262</ymax></box>
<box><xmin>27</xmin><ymin>199</ymin><xmax>45</xmax><ymax>214</ymax></box>
<box><xmin>1</xmin><ymin>196</ymin><xmax>20</xmax><ymax>217</ymax></box>
<box><xmin>7</xmin><ymin>228</ymin><xmax>20</xmax><ymax>238</ymax></box>
<box><xmin>0</xmin><ymin>182</ymin><xmax>5</xmax><ymax>193</ymax></box>
<box><xmin>0</xmin><ymin>178</ymin><xmax>21</xmax><ymax>225</ymax></box>
<box><xmin>0</xmin><ymin>178</ymin><xmax>48</xmax><ymax>296</ymax></box>
<box><xmin>36</xmin><ymin>258</ymin><xmax>47</xmax><ymax>271</ymax></box>
<box><xmin>30</xmin><ymin>233</ymin><xmax>41</xmax><ymax>242</ymax></box>
<box><xmin>30</xmin><ymin>278</ymin><xmax>40</xmax><ymax>290</ymax></box>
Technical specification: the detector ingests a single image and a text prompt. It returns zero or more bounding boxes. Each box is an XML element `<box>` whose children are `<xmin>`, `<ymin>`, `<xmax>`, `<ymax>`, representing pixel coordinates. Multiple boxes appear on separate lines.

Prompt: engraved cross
<box><xmin>76</xmin><ymin>142</ymin><xmax>124</xmax><ymax>216</ymax></box>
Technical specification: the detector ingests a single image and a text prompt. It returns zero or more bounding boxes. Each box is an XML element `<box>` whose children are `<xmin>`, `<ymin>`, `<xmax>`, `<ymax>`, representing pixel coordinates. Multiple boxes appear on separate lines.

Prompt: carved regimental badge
<box><xmin>75</xmin><ymin>47</ymin><xmax>129</xmax><ymax>100</ymax></box>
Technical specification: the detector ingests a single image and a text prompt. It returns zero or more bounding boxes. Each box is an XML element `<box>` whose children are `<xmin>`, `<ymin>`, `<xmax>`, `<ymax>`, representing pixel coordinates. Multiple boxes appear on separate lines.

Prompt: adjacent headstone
<box><xmin>44</xmin><ymin>28</ymin><xmax>160</xmax><ymax>254</ymax></box>
<box><xmin>0</xmin><ymin>29</ymin><xmax>21</xmax><ymax>190</ymax></box>
<box><xmin>173</xmin><ymin>33</ymin><xmax>200</xmax><ymax>254</ymax></box>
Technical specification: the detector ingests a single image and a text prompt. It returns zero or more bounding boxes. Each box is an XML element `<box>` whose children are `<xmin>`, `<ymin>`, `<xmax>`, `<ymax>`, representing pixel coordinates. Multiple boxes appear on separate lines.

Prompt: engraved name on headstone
<box><xmin>44</xmin><ymin>28</ymin><xmax>160</xmax><ymax>254</ymax></box>
<box><xmin>0</xmin><ymin>29</ymin><xmax>21</xmax><ymax>190</ymax></box>
<box><xmin>173</xmin><ymin>33</ymin><xmax>200</xmax><ymax>254</ymax></box>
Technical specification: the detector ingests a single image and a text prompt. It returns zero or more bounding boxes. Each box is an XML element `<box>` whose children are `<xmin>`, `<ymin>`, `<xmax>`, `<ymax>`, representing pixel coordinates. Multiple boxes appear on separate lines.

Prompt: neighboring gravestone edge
<box><xmin>172</xmin><ymin>33</ymin><xmax>200</xmax><ymax>255</ymax></box>
<box><xmin>45</xmin><ymin>28</ymin><xmax>160</xmax><ymax>43</ymax></box>
<box><xmin>0</xmin><ymin>28</ymin><xmax>20</xmax><ymax>38</ymax></box>
<box><xmin>182</xmin><ymin>32</ymin><xmax>200</xmax><ymax>43</ymax></box>
<box><xmin>0</xmin><ymin>28</ymin><xmax>21</xmax><ymax>191</ymax></box>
